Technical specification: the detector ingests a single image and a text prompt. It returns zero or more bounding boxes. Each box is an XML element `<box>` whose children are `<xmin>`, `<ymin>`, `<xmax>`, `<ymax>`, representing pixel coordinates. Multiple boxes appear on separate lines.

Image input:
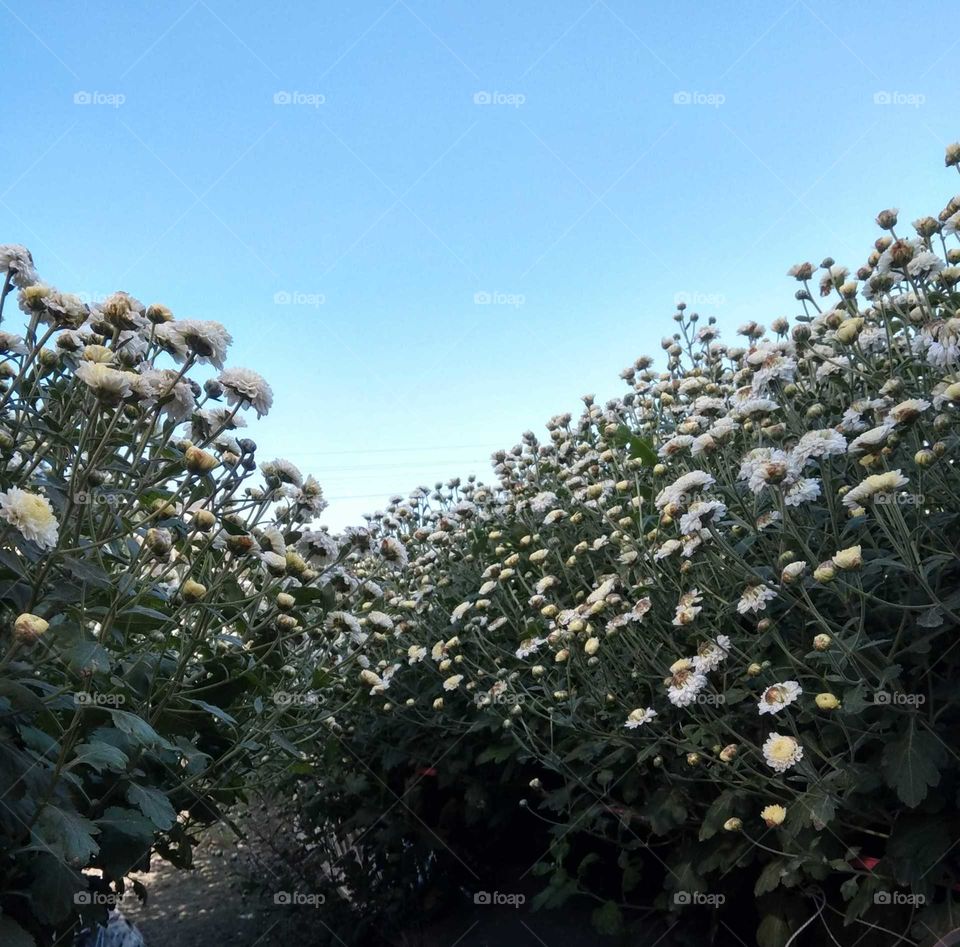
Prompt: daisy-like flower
<box><xmin>516</xmin><ymin>637</ymin><xmax>545</xmax><ymax>659</ymax></box>
<box><xmin>443</xmin><ymin>674</ymin><xmax>464</xmax><ymax>691</ymax></box>
<box><xmin>75</xmin><ymin>362</ymin><xmax>136</xmax><ymax>404</ymax></box>
<box><xmin>843</xmin><ymin>470</ymin><xmax>909</xmax><ymax>509</ymax></box>
<box><xmin>0</xmin><ymin>487</ymin><xmax>59</xmax><ymax>550</ymax></box>
<box><xmin>407</xmin><ymin>645</ymin><xmax>427</xmax><ymax>664</ymax></box>
<box><xmin>654</xmin><ymin>539</ymin><xmax>682</xmax><ymax>560</ymax></box>
<box><xmin>218</xmin><ymin>367</ymin><xmax>274</xmax><ymax>418</ymax></box>
<box><xmin>666</xmin><ymin>661</ymin><xmax>708</xmax><ymax>707</ymax></box>
<box><xmin>762</xmin><ymin>732</ymin><xmax>803</xmax><ymax>773</ymax></box>
<box><xmin>655</xmin><ymin>471</ymin><xmax>715</xmax><ymax>510</ymax></box>
<box><xmin>624</xmin><ymin>707</ymin><xmax>657</xmax><ymax>729</ymax></box>
<box><xmin>761</xmin><ymin>804</ymin><xmax>787</xmax><ymax>827</ymax></box>
<box><xmin>738</xmin><ymin>448</ymin><xmax>799</xmax><ymax>494</ymax></box>
<box><xmin>379</xmin><ymin>536</ymin><xmax>409</xmax><ymax>568</ymax></box>
<box><xmin>529</xmin><ymin>491</ymin><xmax>559</xmax><ymax>514</ymax></box>
<box><xmin>737</xmin><ymin>585</ymin><xmax>776</xmax><ymax>615</ymax></box>
<box><xmin>168</xmin><ymin>319</ymin><xmax>232</xmax><ymax>368</ymax></box>
<box><xmin>673</xmin><ymin>588</ymin><xmax>703</xmax><ymax>626</ymax></box>
<box><xmin>793</xmin><ymin>429</ymin><xmax>847</xmax><ymax>463</ymax></box>
<box><xmin>693</xmin><ymin>634</ymin><xmax>731</xmax><ymax>672</ymax></box>
<box><xmin>261</xmin><ymin>458</ymin><xmax>303</xmax><ymax>487</ymax></box>
<box><xmin>131</xmin><ymin>369</ymin><xmax>196</xmax><ymax>422</ymax></box>
<box><xmin>848</xmin><ymin>423</ymin><xmax>894</xmax><ymax>454</ymax></box>
<box><xmin>758</xmin><ymin>681</ymin><xmax>802</xmax><ymax>715</ymax></box>
<box><xmin>679</xmin><ymin>499</ymin><xmax>726</xmax><ymax>534</ymax></box>
<box><xmin>784</xmin><ymin>478</ymin><xmax>821</xmax><ymax>507</ymax></box>
<box><xmin>298</xmin><ymin>529</ymin><xmax>339</xmax><ymax>567</ymax></box>
<box><xmin>0</xmin><ymin>244</ymin><xmax>38</xmax><ymax>288</ymax></box>
<box><xmin>889</xmin><ymin>399</ymin><xmax>930</xmax><ymax>424</ymax></box>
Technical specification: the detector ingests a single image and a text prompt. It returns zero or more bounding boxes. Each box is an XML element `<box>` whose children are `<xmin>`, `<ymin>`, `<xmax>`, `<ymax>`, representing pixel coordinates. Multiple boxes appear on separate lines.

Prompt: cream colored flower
<box><xmin>761</xmin><ymin>804</ymin><xmax>786</xmax><ymax>827</ymax></box>
<box><xmin>0</xmin><ymin>488</ymin><xmax>59</xmax><ymax>550</ymax></box>
<box><xmin>758</xmin><ymin>681</ymin><xmax>801</xmax><ymax>715</ymax></box>
<box><xmin>218</xmin><ymin>367</ymin><xmax>274</xmax><ymax>418</ymax></box>
<box><xmin>443</xmin><ymin>674</ymin><xmax>464</xmax><ymax>691</ymax></box>
<box><xmin>762</xmin><ymin>733</ymin><xmax>803</xmax><ymax>773</ymax></box>
<box><xmin>832</xmin><ymin>545</ymin><xmax>863</xmax><ymax>570</ymax></box>
<box><xmin>624</xmin><ymin>707</ymin><xmax>657</xmax><ymax>729</ymax></box>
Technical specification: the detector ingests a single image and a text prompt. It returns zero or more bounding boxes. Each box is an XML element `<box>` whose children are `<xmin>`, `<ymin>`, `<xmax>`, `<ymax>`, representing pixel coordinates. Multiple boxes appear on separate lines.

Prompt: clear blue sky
<box><xmin>2</xmin><ymin>0</ymin><xmax>956</xmax><ymax>528</ymax></box>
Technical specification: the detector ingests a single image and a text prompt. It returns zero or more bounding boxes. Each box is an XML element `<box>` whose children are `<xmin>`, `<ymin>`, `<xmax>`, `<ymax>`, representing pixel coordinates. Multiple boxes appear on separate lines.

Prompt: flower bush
<box><xmin>0</xmin><ymin>254</ymin><xmax>404</xmax><ymax>945</ymax></box>
<box><xmin>4</xmin><ymin>142</ymin><xmax>960</xmax><ymax>947</ymax></box>
<box><xmin>294</xmin><ymin>145</ymin><xmax>960</xmax><ymax>945</ymax></box>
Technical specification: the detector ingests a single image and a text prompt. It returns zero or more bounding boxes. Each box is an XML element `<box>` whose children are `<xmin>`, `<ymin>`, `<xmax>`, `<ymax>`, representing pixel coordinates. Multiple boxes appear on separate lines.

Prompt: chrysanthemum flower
<box><xmin>762</xmin><ymin>733</ymin><xmax>803</xmax><ymax>772</ymax></box>
<box><xmin>758</xmin><ymin>681</ymin><xmax>801</xmax><ymax>715</ymax></box>
<box><xmin>624</xmin><ymin>707</ymin><xmax>657</xmax><ymax>729</ymax></box>
<box><xmin>761</xmin><ymin>804</ymin><xmax>787</xmax><ymax>827</ymax></box>
<box><xmin>0</xmin><ymin>488</ymin><xmax>59</xmax><ymax>550</ymax></box>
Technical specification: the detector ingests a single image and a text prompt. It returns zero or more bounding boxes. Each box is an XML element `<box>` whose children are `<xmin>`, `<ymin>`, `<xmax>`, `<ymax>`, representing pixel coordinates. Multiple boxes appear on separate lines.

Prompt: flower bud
<box><xmin>723</xmin><ymin>818</ymin><xmax>742</xmax><ymax>832</ymax></box>
<box><xmin>276</xmin><ymin>592</ymin><xmax>296</xmax><ymax>611</ymax></box>
<box><xmin>182</xmin><ymin>579</ymin><xmax>207</xmax><ymax>602</ymax></box>
<box><xmin>815</xmin><ymin>692</ymin><xmax>840</xmax><ymax>710</ymax></box>
<box><xmin>13</xmin><ymin>612</ymin><xmax>49</xmax><ymax>643</ymax></box>
<box><xmin>194</xmin><ymin>509</ymin><xmax>216</xmax><ymax>531</ymax></box>
<box><xmin>185</xmin><ymin>445</ymin><xmax>218</xmax><ymax>474</ymax></box>
<box><xmin>813</xmin><ymin>633</ymin><xmax>832</xmax><ymax>651</ymax></box>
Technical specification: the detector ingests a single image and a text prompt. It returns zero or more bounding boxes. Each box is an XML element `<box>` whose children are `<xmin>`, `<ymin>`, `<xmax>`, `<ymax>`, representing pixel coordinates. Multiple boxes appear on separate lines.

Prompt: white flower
<box><xmin>530</xmin><ymin>491</ymin><xmax>559</xmax><ymax>514</ymax></box>
<box><xmin>737</xmin><ymin>585</ymin><xmax>776</xmax><ymax>615</ymax></box>
<box><xmin>693</xmin><ymin>635</ymin><xmax>731</xmax><ymax>672</ymax></box>
<box><xmin>443</xmin><ymin>674</ymin><xmax>464</xmax><ymax>691</ymax></box>
<box><xmin>848</xmin><ymin>423</ymin><xmax>894</xmax><ymax>454</ymax></box>
<box><xmin>842</xmin><ymin>470</ymin><xmax>909</xmax><ymax>509</ymax></box>
<box><xmin>762</xmin><ymin>732</ymin><xmax>804</xmax><ymax>772</ymax></box>
<box><xmin>131</xmin><ymin>369</ymin><xmax>196</xmax><ymax>421</ymax></box>
<box><xmin>673</xmin><ymin>588</ymin><xmax>703</xmax><ymax>626</ymax></box>
<box><xmin>738</xmin><ymin>448</ymin><xmax>799</xmax><ymax>494</ymax></box>
<box><xmin>758</xmin><ymin>681</ymin><xmax>802</xmax><ymax>715</ymax></box>
<box><xmin>261</xmin><ymin>458</ymin><xmax>303</xmax><ymax>487</ymax></box>
<box><xmin>407</xmin><ymin>645</ymin><xmax>427</xmax><ymax>665</ymax></box>
<box><xmin>889</xmin><ymin>399</ymin><xmax>930</xmax><ymax>424</ymax></box>
<box><xmin>624</xmin><ymin>707</ymin><xmax>657</xmax><ymax>729</ymax></box>
<box><xmin>784</xmin><ymin>478</ymin><xmax>821</xmax><ymax>507</ymax></box>
<box><xmin>379</xmin><ymin>536</ymin><xmax>408</xmax><ymax>568</ymax></box>
<box><xmin>516</xmin><ymin>637</ymin><xmax>545</xmax><ymax>659</ymax></box>
<box><xmin>218</xmin><ymin>367</ymin><xmax>274</xmax><ymax>418</ymax></box>
<box><xmin>667</xmin><ymin>664</ymin><xmax>708</xmax><ymax>707</ymax></box>
<box><xmin>0</xmin><ymin>488</ymin><xmax>59</xmax><ymax>550</ymax></box>
<box><xmin>0</xmin><ymin>244</ymin><xmax>38</xmax><ymax>287</ymax></box>
<box><xmin>163</xmin><ymin>319</ymin><xmax>232</xmax><ymax>368</ymax></box>
<box><xmin>655</xmin><ymin>471</ymin><xmax>715</xmax><ymax>510</ymax></box>
<box><xmin>793</xmin><ymin>429</ymin><xmax>847</xmax><ymax>463</ymax></box>
<box><xmin>679</xmin><ymin>500</ymin><xmax>726</xmax><ymax>534</ymax></box>
<box><xmin>75</xmin><ymin>362</ymin><xmax>136</xmax><ymax>403</ymax></box>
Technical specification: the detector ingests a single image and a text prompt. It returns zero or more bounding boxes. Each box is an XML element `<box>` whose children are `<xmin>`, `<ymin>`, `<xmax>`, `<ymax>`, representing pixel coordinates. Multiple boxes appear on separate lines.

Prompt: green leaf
<box><xmin>881</xmin><ymin>719</ymin><xmax>944</xmax><ymax>807</ymax></box>
<box><xmin>757</xmin><ymin>913</ymin><xmax>791</xmax><ymax>947</ymax></box>
<box><xmin>0</xmin><ymin>917</ymin><xmax>36</xmax><ymax>947</ymax></box>
<box><xmin>755</xmin><ymin>859</ymin><xmax>786</xmax><ymax>896</ymax></box>
<box><xmin>29</xmin><ymin>854</ymin><xmax>85</xmax><ymax>925</ymax></box>
<box><xmin>70</xmin><ymin>741</ymin><xmax>129</xmax><ymax>774</ymax></box>
<box><xmin>184</xmin><ymin>698</ymin><xmax>238</xmax><ymax>726</ymax></box>
<box><xmin>126</xmin><ymin>784</ymin><xmax>177</xmax><ymax>831</ymax></box>
<box><xmin>96</xmin><ymin>806</ymin><xmax>156</xmax><ymax>840</ymax></box>
<box><xmin>34</xmin><ymin>805</ymin><xmax>100</xmax><ymax>863</ymax></box>
<box><xmin>109</xmin><ymin>709</ymin><xmax>171</xmax><ymax>748</ymax></box>
<box><xmin>591</xmin><ymin>900</ymin><xmax>623</xmax><ymax>935</ymax></box>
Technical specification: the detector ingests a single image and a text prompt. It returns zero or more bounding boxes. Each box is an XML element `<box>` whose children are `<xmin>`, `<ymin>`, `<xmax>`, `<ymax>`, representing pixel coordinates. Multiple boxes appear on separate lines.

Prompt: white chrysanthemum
<box><xmin>131</xmin><ymin>369</ymin><xmax>196</xmax><ymax>422</ymax></box>
<box><xmin>842</xmin><ymin>470</ymin><xmax>909</xmax><ymax>509</ymax></box>
<box><xmin>261</xmin><ymin>458</ymin><xmax>303</xmax><ymax>487</ymax></box>
<box><xmin>530</xmin><ymin>491</ymin><xmax>559</xmax><ymax>514</ymax></box>
<box><xmin>0</xmin><ymin>244</ymin><xmax>38</xmax><ymax>287</ymax></box>
<box><xmin>758</xmin><ymin>681</ymin><xmax>802</xmax><ymax>715</ymax></box>
<box><xmin>848</xmin><ymin>423</ymin><xmax>894</xmax><ymax>454</ymax></box>
<box><xmin>624</xmin><ymin>707</ymin><xmax>657</xmax><ymax>729</ymax></box>
<box><xmin>737</xmin><ymin>585</ymin><xmax>776</xmax><ymax>615</ymax></box>
<box><xmin>168</xmin><ymin>319</ymin><xmax>232</xmax><ymax>368</ymax></box>
<box><xmin>738</xmin><ymin>448</ymin><xmax>799</xmax><ymax>494</ymax></box>
<box><xmin>679</xmin><ymin>499</ymin><xmax>726</xmax><ymax>534</ymax></box>
<box><xmin>654</xmin><ymin>539</ymin><xmax>682</xmax><ymax>560</ymax></box>
<box><xmin>793</xmin><ymin>429</ymin><xmax>847</xmax><ymax>463</ymax></box>
<box><xmin>218</xmin><ymin>367</ymin><xmax>274</xmax><ymax>418</ymax></box>
<box><xmin>655</xmin><ymin>471</ymin><xmax>715</xmax><ymax>510</ymax></box>
<box><xmin>889</xmin><ymin>399</ymin><xmax>930</xmax><ymax>424</ymax></box>
<box><xmin>443</xmin><ymin>674</ymin><xmax>464</xmax><ymax>691</ymax></box>
<box><xmin>762</xmin><ymin>732</ymin><xmax>804</xmax><ymax>773</ymax></box>
<box><xmin>75</xmin><ymin>362</ymin><xmax>136</xmax><ymax>402</ymax></box>
<box><xmin>667</xmin><ymin>665</ymin><xmax>708</xmax><ymax>707</ymax></box>
<box><xmin>0</xmin><ymin>488</ymin><xmax>59</xmax><ymax>550</ymax></box>
<box><xmin>516</xmin><ymin>637</ymin><xmax>545</xmax><ymax>659</ymax></box>
<box><xmin>408</xmin><ymin>645</ymin><xmax>427</xmax><ymax>664</ymax></box>
<box><xmin>299</xmin><ymin>529</ymin><xmax>339</xmax><ymax>567</ymax></box>
<box><xmin>784</xmin><ymin>478</ymin><xmax>821</xmax><ymax>507</ymax></box>
<box><xmin>693</xmin><ymin>634</ymin><xmax>731</xmax><ymax>672</ymax></box>
<box><xmin>673</xmin><ymin>588</ymin><xmax>703</xmax><ymax>626</ymax></box>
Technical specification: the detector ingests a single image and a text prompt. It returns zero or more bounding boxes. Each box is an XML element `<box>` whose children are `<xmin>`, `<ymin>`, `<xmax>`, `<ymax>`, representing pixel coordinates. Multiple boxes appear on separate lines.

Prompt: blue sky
<box><xmin>2</xmin><ymin>0</ymin><xmax>957</xmax><ymax>528</ymax></box>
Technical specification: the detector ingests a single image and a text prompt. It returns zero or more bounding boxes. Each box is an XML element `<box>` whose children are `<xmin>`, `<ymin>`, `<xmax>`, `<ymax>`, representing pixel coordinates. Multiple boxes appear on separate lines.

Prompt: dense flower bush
<box><xmin>0</xmin><ymin>255</ymin><xmax>406</xmax><ymax>946</ymax></box>
<box><xmin>294</xmin><ymin>145</ymin><xmax>960</xmax><ymax>945</ymax></box>
<box><xmin>4</xmin><ymin>142</ymin><xmax>960</xmax><ymax>947</ymax></box>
